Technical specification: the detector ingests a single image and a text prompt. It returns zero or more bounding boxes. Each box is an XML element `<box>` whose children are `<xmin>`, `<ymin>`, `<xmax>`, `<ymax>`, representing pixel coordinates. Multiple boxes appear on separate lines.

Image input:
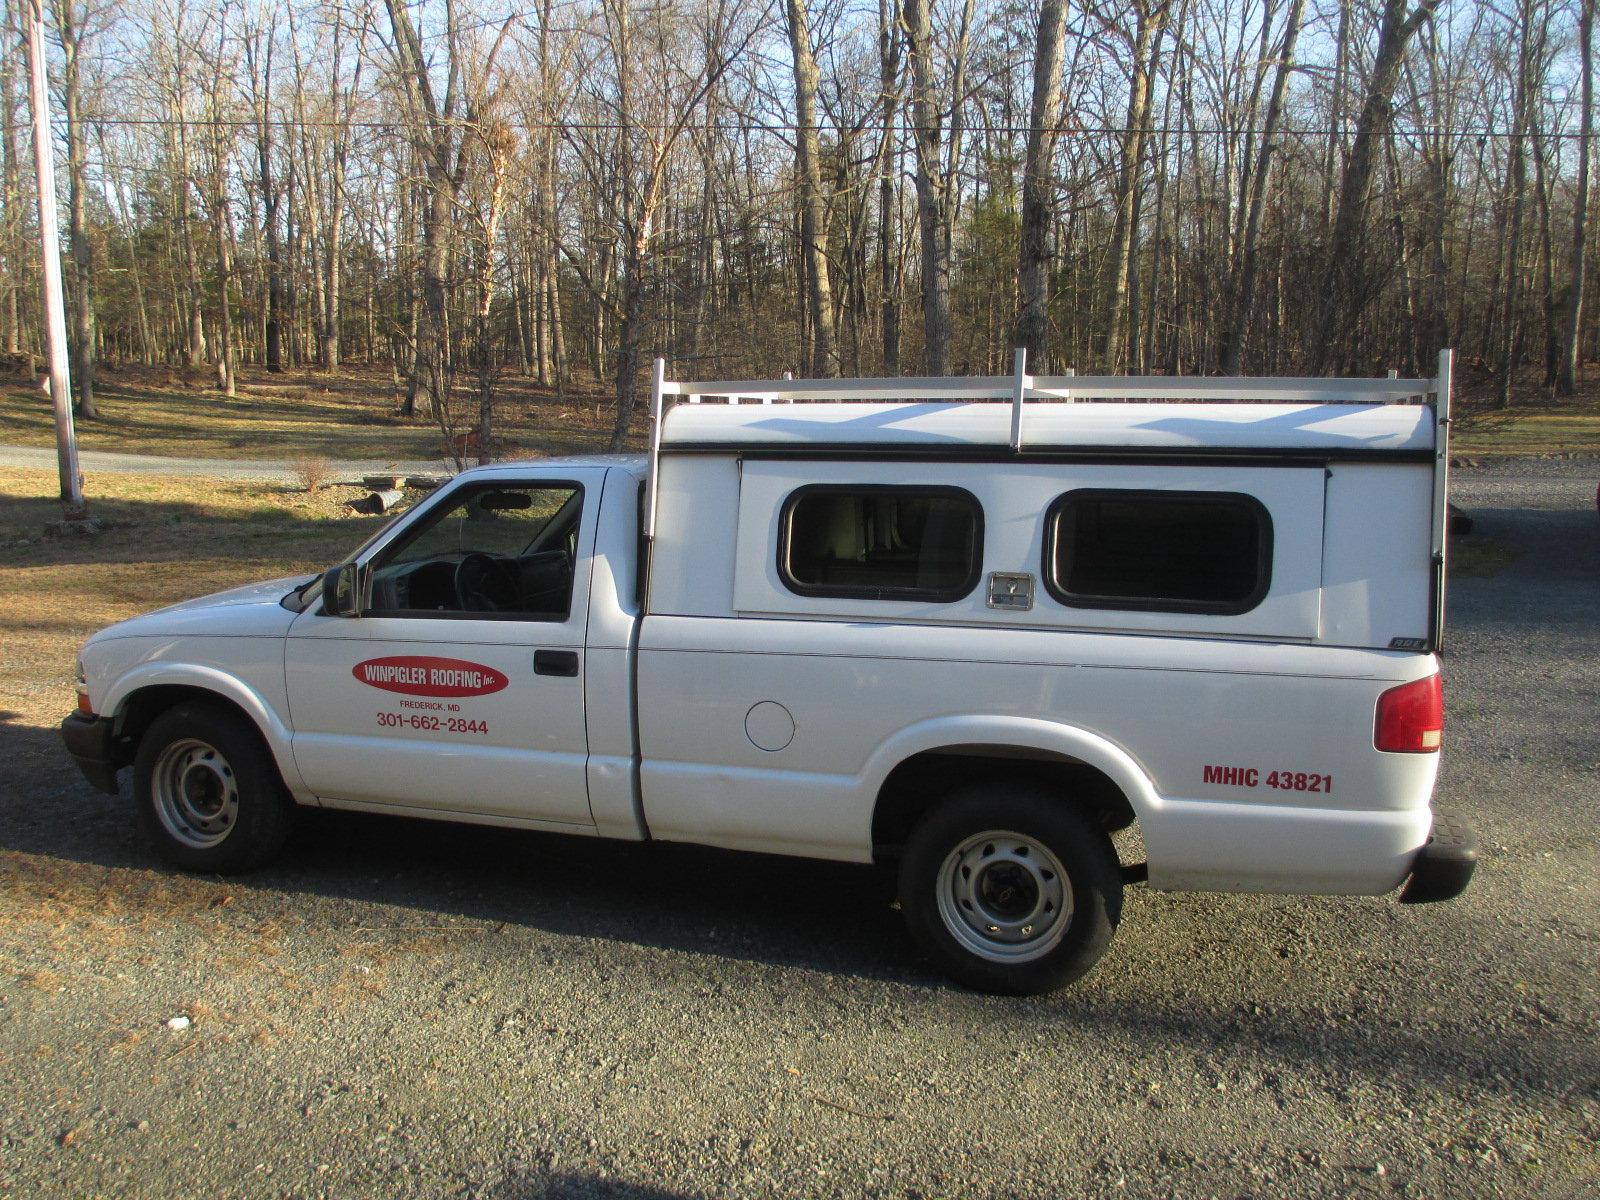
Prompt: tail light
<box><xmin>1375</xmin><ymin>674</ymin><xmax>1443</xmax><ymax>753</ymax></box>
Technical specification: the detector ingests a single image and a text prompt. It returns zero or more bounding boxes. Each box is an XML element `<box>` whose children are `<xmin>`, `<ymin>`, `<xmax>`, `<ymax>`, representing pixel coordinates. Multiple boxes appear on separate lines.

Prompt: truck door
<box><xmin>284</xmin><ymin>468</ymin><xmax>607</xmax><ymax>828</ymax></box>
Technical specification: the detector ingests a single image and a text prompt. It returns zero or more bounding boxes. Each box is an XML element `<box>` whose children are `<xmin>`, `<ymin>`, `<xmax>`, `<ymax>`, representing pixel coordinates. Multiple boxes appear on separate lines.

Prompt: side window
<box><xmin>366</xmin><ymin>483</ymin><xmax>583</xmax><ymax>619</ymax></box>
<box><xmin>1044</xmin><ymin>489</ymin><xmax>1272</xmax><ymax>614</ymax></box>
<box><xmin>779</xmin><ymin>485</ymin><xmax>982</xmax><ymax>602</ymax></box>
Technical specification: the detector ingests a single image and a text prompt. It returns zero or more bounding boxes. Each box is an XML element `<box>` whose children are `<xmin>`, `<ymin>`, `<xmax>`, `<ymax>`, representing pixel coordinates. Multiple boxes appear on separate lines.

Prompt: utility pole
<box><xmin>24</xmin><ymin>0</ymin><xmax>85</xmax><ymax>519</ymax></box>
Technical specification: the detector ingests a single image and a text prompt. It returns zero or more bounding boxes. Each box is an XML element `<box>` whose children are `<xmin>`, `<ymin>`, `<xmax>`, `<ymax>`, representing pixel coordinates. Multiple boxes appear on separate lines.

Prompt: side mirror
<box><xmin>321</xmin><ymin>563</ymin><xmax>361</xmax><ymax>617</ymax></box>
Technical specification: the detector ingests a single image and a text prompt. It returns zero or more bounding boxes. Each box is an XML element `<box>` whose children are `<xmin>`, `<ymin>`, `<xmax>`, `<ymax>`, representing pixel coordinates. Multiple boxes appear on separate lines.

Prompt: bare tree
<box><xmin>1013</xmin><ymin>0</ymin><xmax>1068</xmax><ymax>365</ymax></box>
<box><xmin>1559</xmin><ymin>0</ymin><xmax>1595</xmax><ymax>394</ymax></box>
<box><xmin>1305</xmin><ymin>0</ymin><xmax>1443</xmax><ymax>373</ymax></box>
<box><xmin>201</xmin><ymin>1</ymin><xmax>238</xmax><ymax>395</ymax></box>
<box><xmin>53</xmin><ymin>0</ymin><xmax>98</xmax><ymax>415</ymax></box>
<box><xmin>903</xmin><ymin>0</ymin><xmax>974</xmax><ymax>373</ymax></box>
<box><xmin>320</xmin><ymin>5</ymin><xmax>367</xmax><ymax>372</ymax></box>
<box><xmin>243</xmin><ymin>6</ymin><xmax>284</xmax><ymax>372</ymax></box>
<box><xmin>1</xmin><ymin>0</ymin><xmax>23</xmax><ymax>355</ymax></box>
<box><xmin>380</xmin><ymin>0</ymin><xmax>514</xmax><ymax>419</ymax></box>
<box><xmin>1489</xmin><ymin>0</ymin><xmax>1542</xmax><ymax>407</ymax></box>
<box><xmin>1218</xmin><ymin>0</ymin><xmax>1305</xmax><ymax>373</ymax></box>
<box><xmin>784</xmin><ymin>0</ymin><xmax>837</xmax><ymax>376</ymax></box>
<box><xmin>567</xmin><ymin>0</ymin><xmax>764</xmax><ymax>449</ymax></box>
<box><xmin>876</xmin><ymin>0</ymin><xmax>901</xmax><ymax>372</ymax></box>
<box><xmin>1097</xmin><ymin>0</ymin><xmax>1169</xmax><ymax>372</ymax></box>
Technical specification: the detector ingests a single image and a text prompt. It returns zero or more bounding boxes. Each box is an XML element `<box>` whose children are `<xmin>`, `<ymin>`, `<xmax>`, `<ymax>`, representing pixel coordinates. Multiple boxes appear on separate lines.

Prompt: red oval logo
<box><xmin>352</xmin><ymin>656</ymin><xmax>509</xmax><ymax>698</ymax></box>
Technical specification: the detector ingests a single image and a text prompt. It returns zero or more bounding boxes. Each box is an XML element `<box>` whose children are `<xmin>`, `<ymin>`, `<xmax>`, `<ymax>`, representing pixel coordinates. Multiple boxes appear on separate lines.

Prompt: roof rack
<box><xmin>644</xmin><ymin>349</ymin><xmax>1453</xmax><ymax>602</ymax></box>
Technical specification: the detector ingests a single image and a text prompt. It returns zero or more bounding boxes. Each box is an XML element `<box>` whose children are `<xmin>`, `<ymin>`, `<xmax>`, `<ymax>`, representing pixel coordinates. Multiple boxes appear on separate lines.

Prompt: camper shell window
<box><xmin>1044</xmin><ymin>489</ymin><xmax>1272</xmax><ymax>615</ymax></box>
<box><xmin>779</xmin><ymin>485</ymin><xmax>982</xmax><ymax>602</ymax></box>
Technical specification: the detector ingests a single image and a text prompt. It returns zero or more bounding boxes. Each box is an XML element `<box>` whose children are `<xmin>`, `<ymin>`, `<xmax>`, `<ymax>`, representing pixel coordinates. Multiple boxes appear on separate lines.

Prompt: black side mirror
<box><xmin>321</xmin><ymin>563</ymin><xmax>361</xmax><ymax>617</ymax></box>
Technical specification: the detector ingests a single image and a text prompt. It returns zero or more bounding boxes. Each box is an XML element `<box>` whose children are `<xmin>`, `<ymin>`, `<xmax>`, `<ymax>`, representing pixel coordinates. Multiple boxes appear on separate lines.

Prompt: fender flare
<box><xmin>858</xmin><ymin>715</ymin><xmax>1165</xmax><ymax>824</ymax></box>
<box><xmin>104</xmin><ymin>662</ymin><xmax>310</xmax><ymax>798</ymax></box>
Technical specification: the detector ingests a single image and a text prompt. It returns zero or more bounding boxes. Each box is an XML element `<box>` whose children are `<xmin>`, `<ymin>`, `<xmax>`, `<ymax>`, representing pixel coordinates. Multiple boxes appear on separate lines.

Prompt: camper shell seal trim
<box><xmin>660</xmin><ymin>444</ymin><xmax>1435</xmax><ymax>466</ymax></box>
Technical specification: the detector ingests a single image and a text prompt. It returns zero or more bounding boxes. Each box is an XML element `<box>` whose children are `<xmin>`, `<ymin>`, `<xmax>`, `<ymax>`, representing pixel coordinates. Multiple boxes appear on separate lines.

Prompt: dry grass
<box><xmin>0</xmin><ymin>362</ymin><xmax>641</xmax><ymax>461</ymax></box>
<box><xmin>0</xmin><ymin>467</ymin><xmax>391</xmax><ymax>747</ymax></box>
<box><xmin>1419</xmin><ymin>366</ymin><xmax>1600</xmax><ymax>457</ymax></box>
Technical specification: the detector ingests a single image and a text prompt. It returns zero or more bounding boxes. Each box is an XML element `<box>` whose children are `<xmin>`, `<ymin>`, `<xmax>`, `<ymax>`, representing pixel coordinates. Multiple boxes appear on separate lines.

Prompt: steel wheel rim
<box><xmin>935</xmin><ymin>829</ymin><xmax>1072</xmax><ymax>963</ymax></box>
<box><xmin>152</xmin><ymin>738</ymin><xmax>239</xmax><ymax>849</ymax></box>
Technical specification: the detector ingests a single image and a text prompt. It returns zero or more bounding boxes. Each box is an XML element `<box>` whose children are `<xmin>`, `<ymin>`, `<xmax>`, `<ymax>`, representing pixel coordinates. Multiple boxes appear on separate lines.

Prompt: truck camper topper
<box><xmin>643</xmin><ymin>350</ymin><xmax>1454</xmax><ymax>645</ymax></box>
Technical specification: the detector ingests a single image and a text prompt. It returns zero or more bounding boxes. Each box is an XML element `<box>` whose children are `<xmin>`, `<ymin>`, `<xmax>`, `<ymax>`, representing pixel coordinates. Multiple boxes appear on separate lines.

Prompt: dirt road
<box><xmin>0</xmin><ymin>443</ymin><xmax>448</xmax><ymax>484</ymax></box>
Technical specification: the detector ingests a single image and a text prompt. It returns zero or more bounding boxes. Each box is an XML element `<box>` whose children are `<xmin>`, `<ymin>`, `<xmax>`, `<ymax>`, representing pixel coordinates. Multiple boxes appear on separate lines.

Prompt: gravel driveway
<box><xmin>1</xmin><ymin>460</ymin><xmax>1596</xmax><ymax>1200</ymax></box>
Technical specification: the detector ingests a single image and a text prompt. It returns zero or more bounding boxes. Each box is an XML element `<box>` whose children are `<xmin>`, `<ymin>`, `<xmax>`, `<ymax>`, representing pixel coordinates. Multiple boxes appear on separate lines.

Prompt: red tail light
<box><xmin>1375</xmin><ymin>674</ymin><xmax>1444</xmax><ymax>753</ymax></box>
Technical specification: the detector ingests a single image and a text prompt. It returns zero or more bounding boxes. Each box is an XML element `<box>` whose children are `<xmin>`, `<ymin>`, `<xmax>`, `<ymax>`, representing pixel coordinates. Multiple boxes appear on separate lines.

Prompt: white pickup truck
<box><xmin>62</xmin><ymin>356</ymin><xmax>1477</xmax><ymax>994</ymax></box>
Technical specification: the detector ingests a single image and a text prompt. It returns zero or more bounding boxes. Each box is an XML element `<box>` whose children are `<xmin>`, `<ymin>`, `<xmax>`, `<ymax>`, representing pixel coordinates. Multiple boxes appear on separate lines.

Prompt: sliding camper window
<box><xmin>1044</xmin><ymin>489</ymin><xmax>1272</xmax><ymax>615</ymax></box>
<box><xmin>779</xmin><ymin>485</ymin><xmax>982</xmax><ymax>602</ymax></box>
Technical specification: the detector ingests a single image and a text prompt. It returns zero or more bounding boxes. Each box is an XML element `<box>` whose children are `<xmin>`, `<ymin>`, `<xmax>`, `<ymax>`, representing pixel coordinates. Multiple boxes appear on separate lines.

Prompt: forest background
<box><xmin>1</xmin><ymin>0</ymin><xmax>1594</xmax><ymax>460</ymax></box>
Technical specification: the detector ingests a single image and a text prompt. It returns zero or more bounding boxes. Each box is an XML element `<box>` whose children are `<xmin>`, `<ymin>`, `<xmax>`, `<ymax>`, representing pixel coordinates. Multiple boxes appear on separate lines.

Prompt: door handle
<box><xmin>533</xmin><ymin>649</ymin><xmax>580</xmax><ymax>677</ymax></box>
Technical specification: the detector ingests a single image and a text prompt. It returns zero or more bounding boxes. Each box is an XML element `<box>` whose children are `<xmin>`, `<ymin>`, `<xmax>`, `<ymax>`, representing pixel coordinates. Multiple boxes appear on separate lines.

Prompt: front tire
<box><xmin>898</xmin><ymin>782</ymin><xmax>1123</xmax><ymax>994</ymax></box>
<box><xmin>133</xmin><ymin>702</ymin><xmax>295</xmax><ymax>873</ymax></box>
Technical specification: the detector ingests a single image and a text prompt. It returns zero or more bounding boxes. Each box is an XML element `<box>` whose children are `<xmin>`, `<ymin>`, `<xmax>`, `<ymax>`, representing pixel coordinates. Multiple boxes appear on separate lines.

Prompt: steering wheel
<box><xmin>454</xmin><ymin>553</ymin><xmax>521</xmax><ymax>612</ymax></box>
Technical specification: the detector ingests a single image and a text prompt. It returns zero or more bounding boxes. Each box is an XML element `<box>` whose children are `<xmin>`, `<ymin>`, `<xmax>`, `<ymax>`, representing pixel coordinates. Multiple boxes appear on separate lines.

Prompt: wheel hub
<box><xmin>153</xmin><ymin>739</ymin><xmax>239</xmax><ymax>849</ymax></box>
<box><xmin>936</xmin><ymin>831</ymin><xmax>1072</xmax><ymax>963</ymax></box>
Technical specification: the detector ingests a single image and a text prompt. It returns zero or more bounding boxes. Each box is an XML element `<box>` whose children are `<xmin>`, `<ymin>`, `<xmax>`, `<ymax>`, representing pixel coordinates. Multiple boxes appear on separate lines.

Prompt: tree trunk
<box><xmin>1</xmin><ymin>0</ymin><xmax>20</xmax><ymax>355</ymax></box>
<box><xmin>903</xmin><ymin>0</ymin><xmax>951</xmax><ymax>373</ymax></box>
<box><xmin>56</xmin><ymin>1</ymin><xmax>95</xmax><ymax>416</ymax></box>
<box><xmin>611</xmin><ymin>231</ymin><xmax>646</xmax><ymax>451</ymax></box>
<box><xmin>785</xmin><ymin>0</ymin><xmax>838</xmax><ymax>376</ymax></box>
<box><xmin>1531</xmin><ymin>124</ymin><xmax>1559</xmax><ymax>385</ymax></box>
<box><xmin>323</xmin><ymin>153</ymin><xmax>344</xmax><ymax>371</ymax></box>
<box><xmin>877</xmin><ymin>0</ymin><xmax>901</xmax><ymax>373</ymax></box>
<box><xmin>1099</xmin><ymin>0</ymin><xmax>1168</xmax><ymax>372</ymax></box>
<box><xmin>1219</xmin><ymin>0</ymin><xmax>1305</xmax><ymax>374</ymax></box>
<box><xmin>213</xmin><ymin>201</ymin><xmax>236</xmax><ymax>396</ymax></box>
<box><xmin>246</xmin><ymin>19</ymin><xmax>284</xmax><ymax>373</ymax></box>
<box><xmin>1013</xmin><ymin>0</ymin><xmax>1068</xmax><ymax>364</ymax></box>
<box><xmin>1492</xmin><ymin>0</ymin><xmax>1535</xmax><ymax>408</ymax></box>
<box><xmin>475</xmin><ymin>129</ymin><xmax>510</xmax><ymax>466</ymax></box>
<box><xmin>1560</xmin><ymin>0</ymin><xmax>1595</xmax><ymax>395</ymax></box>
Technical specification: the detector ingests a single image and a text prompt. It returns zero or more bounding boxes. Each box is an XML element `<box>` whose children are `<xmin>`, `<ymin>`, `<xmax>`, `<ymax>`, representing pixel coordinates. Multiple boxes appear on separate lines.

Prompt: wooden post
<box><xmin>24</xmin><ymin>0</ymin><xmax>84</xmax><ymax>519</ymax></box>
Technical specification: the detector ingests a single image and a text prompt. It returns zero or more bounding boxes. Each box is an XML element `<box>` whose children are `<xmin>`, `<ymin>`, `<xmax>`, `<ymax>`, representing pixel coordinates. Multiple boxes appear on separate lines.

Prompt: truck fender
<box><xmin>104</xmin><ymin>662</ymin><xmax>311</xmax><ymax>799</ymax></box>
<box><xmin>858</xmin><ymin>715</ymin><xmax>1163</xmax><ymax>825</ymax></box>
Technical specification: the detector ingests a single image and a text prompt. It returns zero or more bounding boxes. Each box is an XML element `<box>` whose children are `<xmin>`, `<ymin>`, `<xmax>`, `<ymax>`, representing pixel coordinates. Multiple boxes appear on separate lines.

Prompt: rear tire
<box><xmin>133</xmin><ymin>702</ymin><xmax>295</xmax><ymax>874</ymax></box>
<box><xmin>898</xmin><ymin>781</ymin><xmax>1123</xmax><ymax>994</ymax></box>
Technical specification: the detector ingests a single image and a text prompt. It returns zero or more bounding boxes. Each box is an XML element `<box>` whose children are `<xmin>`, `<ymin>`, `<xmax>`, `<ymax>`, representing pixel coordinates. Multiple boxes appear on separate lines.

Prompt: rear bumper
<box><xmin>60</xmin><ymin>713</ymin><xmax>122</xmax><ymax>794</ymax></box>
<box><xmin>1398</xmin><ymin>810</ymin><xmax>1478</xmax><ymax>903</ymax></box>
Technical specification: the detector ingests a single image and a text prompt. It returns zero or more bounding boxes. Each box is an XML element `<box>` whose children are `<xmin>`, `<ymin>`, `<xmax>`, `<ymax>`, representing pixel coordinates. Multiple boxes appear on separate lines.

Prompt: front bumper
<box><xmin>60</xmin><ymin>713</ymin><xmax>122</xmax><ymax>794</ymax></box>
<box><xmin>1398</xmin><ymin>810</ymin><xmax>1478</xmax><ymax>903</ymax></box>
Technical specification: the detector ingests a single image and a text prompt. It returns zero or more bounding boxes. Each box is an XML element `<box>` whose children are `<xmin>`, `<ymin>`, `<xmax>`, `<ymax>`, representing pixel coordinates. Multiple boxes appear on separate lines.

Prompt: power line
<box><xmin>0</xmin><ymin>114</ymin><xmax>1587</xmax><ymax>140</ymax></box>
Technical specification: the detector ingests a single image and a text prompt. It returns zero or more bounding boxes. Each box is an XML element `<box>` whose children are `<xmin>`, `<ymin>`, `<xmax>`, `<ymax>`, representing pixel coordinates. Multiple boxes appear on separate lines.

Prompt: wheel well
<box><xmin>111</xmin><ymin>685</ymin><xmax>263</xmax><ymax>766</ymax></box>
<box><xmin>871</xmin><ymin>748</ymin><xmax>1138</xmax><ymax>862</ymax></box>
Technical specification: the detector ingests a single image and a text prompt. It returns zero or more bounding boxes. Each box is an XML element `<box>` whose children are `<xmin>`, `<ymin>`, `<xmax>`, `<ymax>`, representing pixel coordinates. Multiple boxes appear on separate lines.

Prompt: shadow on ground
<box><xmin>484</xmin><ymin>1168</ymin><xmax>705</xmax><ymax>1200</ymax></box>
<box><xmin>4</xmin><ymin>703</ymin><xmax>1597</xmax><ymax>1109</ymax></box>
